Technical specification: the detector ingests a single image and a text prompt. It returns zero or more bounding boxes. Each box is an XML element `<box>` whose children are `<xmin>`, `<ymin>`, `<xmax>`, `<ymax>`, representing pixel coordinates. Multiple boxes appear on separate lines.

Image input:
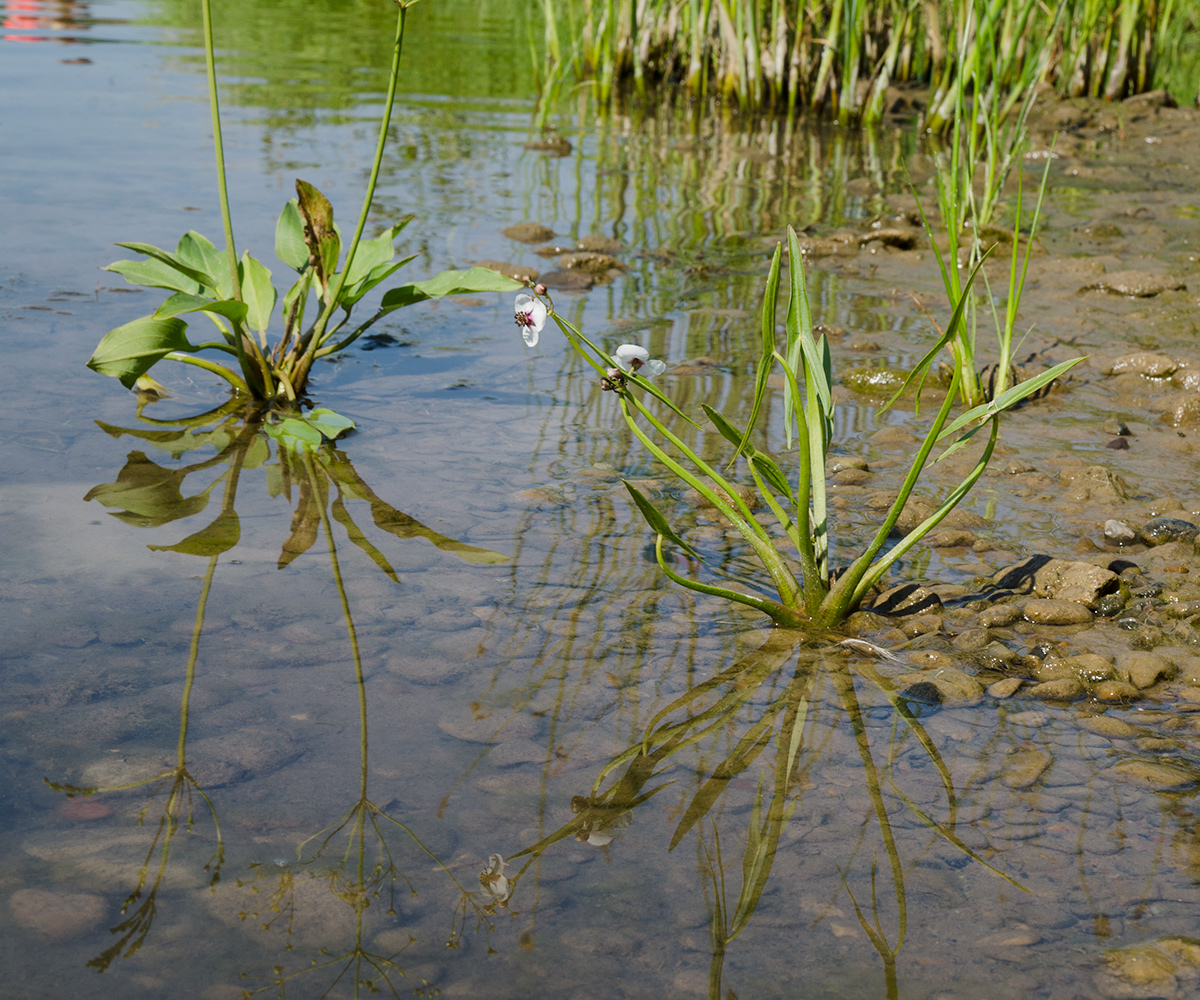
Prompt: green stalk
<box><xmin>297</xmin><ymin>2</ymin><xmax>410</xmax><ymax>386</ymax></box>
<box><xmin>200</xmin><ymin>0</ymin><xmax>267</xmax><ymax>397</ymax></box>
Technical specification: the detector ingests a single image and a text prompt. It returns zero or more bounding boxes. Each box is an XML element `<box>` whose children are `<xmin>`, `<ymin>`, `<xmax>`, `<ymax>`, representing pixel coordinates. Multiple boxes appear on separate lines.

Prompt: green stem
<box><xmin>309</xmin><ymin>4</ymin><xmax>409</xmax><ymax>354</ymax></box>
<box><xmin>164</xmin><ymin>351</ymin><xmax>252</xmax><ymax>395</ymax></box>
<box><xmin>200</xmin><ymin>0</ymin><xmax>241</xmax><ymax>306</ymax></box>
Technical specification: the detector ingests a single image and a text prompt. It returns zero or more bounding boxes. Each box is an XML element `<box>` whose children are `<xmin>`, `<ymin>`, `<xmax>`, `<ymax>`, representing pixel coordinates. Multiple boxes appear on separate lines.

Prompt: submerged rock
<box><xmin>1105</xmin><ymin>352</ymin><xmax>1178</xmax><ymax>378</ymax></box>
<box><xmin>1141</xmin><ymin>518</ymin><xmax>1200</xmax><ymax>546</ymax></box>
<box><xmin>1024</xmin><ymin>600</ymin><xmax>1094</xmax><ymax>625</ymax></box>
<box><xmin>1096</xmin><ymin>937</ymin><xmax>1200</xmax><ymax>1000</ymax></box>
<box><xmin>501</xmin><ymin>222</ymin><xmax>556</xmax><ymax>243</ymax></box>
<box><xmin>1082</xmin><ymin>270</ymin><xmax>1187</xmax><ymax>297</ymax></box>
<box><xmin>994</xmin><ymin>557</ymin><xmax>1119</xmax><ymax>608</ymax></box>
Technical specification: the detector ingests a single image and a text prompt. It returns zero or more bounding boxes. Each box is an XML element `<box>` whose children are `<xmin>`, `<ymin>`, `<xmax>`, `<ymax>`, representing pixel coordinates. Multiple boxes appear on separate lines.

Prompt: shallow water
<box><xmin>5</xmin><ymin>2</ymin><xmax>1200</xmax><ymax>998</ymax></box>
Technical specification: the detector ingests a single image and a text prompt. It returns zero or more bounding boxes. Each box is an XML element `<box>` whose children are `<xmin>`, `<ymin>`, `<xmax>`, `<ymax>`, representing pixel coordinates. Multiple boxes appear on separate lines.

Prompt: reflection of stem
<box><xmin>830</xmin><ymin>664</ymin><xmax>906</xmax><ymax>956</ymax></box>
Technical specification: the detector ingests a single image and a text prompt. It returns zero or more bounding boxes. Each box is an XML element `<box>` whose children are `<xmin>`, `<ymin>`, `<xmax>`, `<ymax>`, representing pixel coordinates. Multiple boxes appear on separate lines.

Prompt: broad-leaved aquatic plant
<box><xmin>87</xmin><ymin>0</ymin><xmax>520</xmax><ymax>414</ymax></box>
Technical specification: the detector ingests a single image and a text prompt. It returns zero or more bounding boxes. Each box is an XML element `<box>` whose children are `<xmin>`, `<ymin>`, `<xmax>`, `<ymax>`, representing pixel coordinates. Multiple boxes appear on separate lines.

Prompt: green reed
<box><xmin>536</xmin><ymin>0</ymin><xmax>1199</xmax><ymax>126</ymax></box>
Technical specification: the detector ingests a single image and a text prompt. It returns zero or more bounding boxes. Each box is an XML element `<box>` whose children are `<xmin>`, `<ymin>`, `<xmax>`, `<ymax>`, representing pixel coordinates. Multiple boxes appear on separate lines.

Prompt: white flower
<box><xmin>514</xmin><ymin>294</ymin><xmax>547</xmax><ymax>347</ymax></box>
<box><xmin>478</xmin><ymin>853</ymin><xmax>513</xmax><ymax>906</ymax></box>
<box><xmin>611</xmin><ymin>343</ymin><xmax>666</xmax><ymax>377</ymax></box>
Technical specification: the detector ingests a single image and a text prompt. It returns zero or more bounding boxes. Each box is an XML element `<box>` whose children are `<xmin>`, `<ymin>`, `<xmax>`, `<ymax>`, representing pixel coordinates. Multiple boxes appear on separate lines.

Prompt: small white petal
<box><xmin>522</xmin><ymin>326</ymin><xmax>539</xmax><ymax>347</ymax></box>
<box><xmin>642</xmin><ymin>359</ymin><xmax>666</xmax><ymax>377</ymax></box>
<box><xmin>612</xmin><ymin>344</ymin><xmax>650</xmax><ymax>370</ymax></box>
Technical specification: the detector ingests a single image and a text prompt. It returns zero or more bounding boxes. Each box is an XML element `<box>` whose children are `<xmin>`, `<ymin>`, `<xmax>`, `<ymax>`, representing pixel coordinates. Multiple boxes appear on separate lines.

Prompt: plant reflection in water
<box><xmin>497</xmin><ymin>631</ymin><xmax>1026</xmax><ymax>1000</ymax></box>
<box><xmin>48</xmin><ymin>393</ymin><xmax>510</xmax><ymax>996</ymax></box>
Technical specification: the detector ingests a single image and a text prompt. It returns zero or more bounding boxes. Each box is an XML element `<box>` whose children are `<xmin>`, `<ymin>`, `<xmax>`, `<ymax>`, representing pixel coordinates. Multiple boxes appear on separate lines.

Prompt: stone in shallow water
<box><xmin>987</xmin><ymin>677</ymin><xmax>1024</xmax><ymax>699</ymax></box>
<box><xmin>1105</xmin><ymin>519</ymin><xmax>1139</xmax><ymax>544</ymax></box>
<box><xmin>1025</xmin><ymin>677</ymin><xmax>1086</xmax><ymax>700</ymax></box>
<box><xmin>1096</xmin><ymin>937</ymin><xmax>1200</xmax><ymax>1000</ymax></box>
<box><xmin>1113</xmin><ymin>759</ymin><xmax>1200</xmax><ymax>790</ymax></box>
<box><xmin>1082</xmin><ymin>270</ymin><xmax>1187</xmax><ymax>296</ymax></box>
<box><xmin>1117</xmin><ymin>650</ymin><xmax>1177</xmax><ymax>689</ymax></box>
<box><xmin>1141</xmin><ymin>518</ymin><xmax>1200</xmax><ymax>546</ymax></box>
<box><xmin>10</xmin><ymin>889</ymin><xmax>106</xmax><ymax>941</ymax></box>
<box><xmin>994</xmin><ymin>557</ymin><xmax>1118</xmax><ymax>608</ymax></box>
<box><xmin>1093</xmin><ymin>679</ymin><xmax>1142</xmax><ymax>702</ymax></box>
<box><xmin>1000</xmin><ymin>747</ymin><xmax>1052</xmax><ymax>789</ymax></box>
<box><xmin>1105</xmin><ymin>351</ymin><xmax>1178</xmax><ymax>377</ymax></box>
<box><xmin>1024</xmin><ymin>599</ymin><xmax>1094</xmax><ymax>625</ymax></box>
<box><xmin>501</xmin><ymin>222</ymin><xmax>555</xmax><ymax>243</ymax></box>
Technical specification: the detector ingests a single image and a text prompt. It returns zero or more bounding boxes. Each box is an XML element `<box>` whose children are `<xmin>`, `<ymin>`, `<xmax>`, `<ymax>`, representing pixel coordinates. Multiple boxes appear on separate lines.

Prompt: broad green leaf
<box><xmin>115</xmin><ymin>240</ymin><xmax>213</xmax><ymax>289</ymax></box>
<box><xmin>623</xmin><ymin>481</ymin><xmax>702</xmax><ymax>560</ymax></box>
<box><xmin>340</xmin><ymin>255</ymin><xmax>415</xmax><ymax>309</ymax></box>
<box><xmin>148</xmin><ymin>509</ymin><xmax>240</xmax><ymax>556</ymax></box>
<box><xmin>275</xmin><ymin>199</ymin><xmax>309</xmax><ymax>272</ymax></box>
<box><xmin>240</xmin><ymin>252</ymin><xmax>276</xmax><ymax>334</ymax></box>
<box><xmin>379</xmin><ymin>267</ymin><xmax>524</xmax><ymax>313</ymax></box>
<box><xmin>104</xmin><ymin>258</ymin><xmax>202</xmax><ymax>295</ymax></box>
<box><xmin>87</xmin><ymin>316</ymin><xmax>197</xmax><ymax>388</ymax></box>
<box><xmin>152</xmin><ymin>292</ymin><xmax>248</xmax><ymax>325</ymax></box>
<box><xmin>343</xmin><ymin>224</ymin><xmax>405</xmax><ymax>286</ymax></box>
<box><xmin>266</xmin><ymin>416</ymin><xmax>325</xmax><ymax>451</ymax></box>
<box><xmin>84</xmin><ymin>451</ymin><xmax>212</xmax><ymax>526</ymax></box>
<box><xmin>175</xmin><ymin>231</ymin><xmax>228</xmax><ymax>297</ymax></box>
<box><xmin>306</xmin><ymin>407</ymin><xmax>356</xmax><ymax>440</ymax></box>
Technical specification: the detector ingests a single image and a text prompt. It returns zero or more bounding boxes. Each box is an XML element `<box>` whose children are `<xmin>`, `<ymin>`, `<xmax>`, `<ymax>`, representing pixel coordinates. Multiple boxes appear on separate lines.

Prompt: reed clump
<box><xmin>536</xmin><ymin>0</ymin><xmax>1200</xmax><ymax>125</ymax></box>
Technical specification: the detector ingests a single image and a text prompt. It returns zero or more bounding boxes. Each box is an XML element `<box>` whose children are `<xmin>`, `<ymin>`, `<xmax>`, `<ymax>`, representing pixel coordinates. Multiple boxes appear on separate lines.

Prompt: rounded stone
<box><xmin>1116</xmin><ymin>650</ymin><xmax>1177</xmax><ymax>689</ymax></box>
<box><xmin>1025</xmin><ymin>678</ymin><xmax>1086</xmax><ymax>700</ymax></box>
<box><xmin>1093</xmin><ymin>680</ymin><xmax>1142</xmax><ymax>702</ymax></box>
<box><xmin>1113</xmin><ymin>759</ymin><xmax>1199</xmax><ymax>790</ymax></box>
<box><xmin>1024</xmin><ymin>599</ymin><xmax>1093</xmax><ymax>625</ymax></box>
<box><xmin>1076</xmin><ymin>716</ymin><xmax>1139</xmax><ymax>739</ymax></box>
<box><xmin>988</xmin><ymin>677</ymin><xmax>1024</xmax><ymax>698</ymax></box>
<box><xmin>1067</xmin><ymin>653</ymin><xmax>1116</xmax><ymax>683</ymax></box>
<box><xmin>978</xmin><ymin>604</ymin><xmax>1021</xmax><ymax>628</ymax></box>
<box><xmin>1104</xmin><ymin>519</ymin><xmax>1138</xmax><ymax>544</ymax></box>
<box><xmin>1141</xmin><ymin>518</ymin><xmax>1200</xmax><ymax>546</ymax></box>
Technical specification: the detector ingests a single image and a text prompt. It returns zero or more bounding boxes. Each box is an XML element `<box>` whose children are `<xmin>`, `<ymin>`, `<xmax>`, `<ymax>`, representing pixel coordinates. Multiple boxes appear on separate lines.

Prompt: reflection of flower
<box><xmin>514</xmin><ymin>294</ymin><xmax>548</xmax><ymax>347</ymax></box>
<box><xmin>478</xmin><ymin>853</ymin><xmax>513</xmax><ymax>908</ymax></box>
<box><xmin>612</xmin><ymin>344</ymin><xmax>666</xmax><ymax>377</ymax></box>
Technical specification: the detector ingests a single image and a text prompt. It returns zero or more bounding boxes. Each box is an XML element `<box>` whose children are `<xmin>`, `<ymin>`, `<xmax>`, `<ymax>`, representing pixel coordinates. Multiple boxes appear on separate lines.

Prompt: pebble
<box><xmin>1093</xmin><ymin>679</ymin><xmax>1142</xmax><ymax>701</ymax></box>
<box><xmin>1103</xmin><ymin>519</ymin><xmax>1138</xmax><ymax>544</ymax></box>
<box><xmin>1117</xmin><ymin>650</ymin><xmax>1177</xmax><ymax>688</ymax></box>
<box><xmin>988</xmin><ymin>677</ymin><xmax>1024</xmax><ymax>698</ymax></box>
<box><xmin>1141</xmin><ymin>517</ymin><xmax>1200</xmax><ymax>546</ymax></box>
<box><xmin>1025</xmin><ymin>678</ymin><xmax>1086</xmax><ymax>700</ymax></box>
<box><xmin>1066</xmin><ymin>653</ymin><xmax>1116</xmax><ymax>683</ymax></box>
<box><xmin>1083</xmin><ymin>270</ymin><xmax>1186</xmax><ymax>297</ymax></box>
<box><xmin>1000</xmin><ymin>747</ymin><xmax>1052</xmax><ymax>789</ymax></box>
<box><xmin>1024</xmin><ymin>599</ymin><xmax>1094</xmax><ymax>625</ymax></box>
<box><xmin>978</xmin><ymin>604</ymin><xmax>1021</xmax><ymax>627</ymax></box>
<box><xmin>1076</xmin><ymin>716</ymin><xmax>1138</xmax><ymax>739</ymax></box>
<box><xmin>1104</xmin><ymin>351</ymin><xmax>1178</xmax><ymax>377</ymax></box>
<box><xmin>1113</xmin><ymin>758</ymin><xmax>1200</xmax><ymax>790</ymax></box>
